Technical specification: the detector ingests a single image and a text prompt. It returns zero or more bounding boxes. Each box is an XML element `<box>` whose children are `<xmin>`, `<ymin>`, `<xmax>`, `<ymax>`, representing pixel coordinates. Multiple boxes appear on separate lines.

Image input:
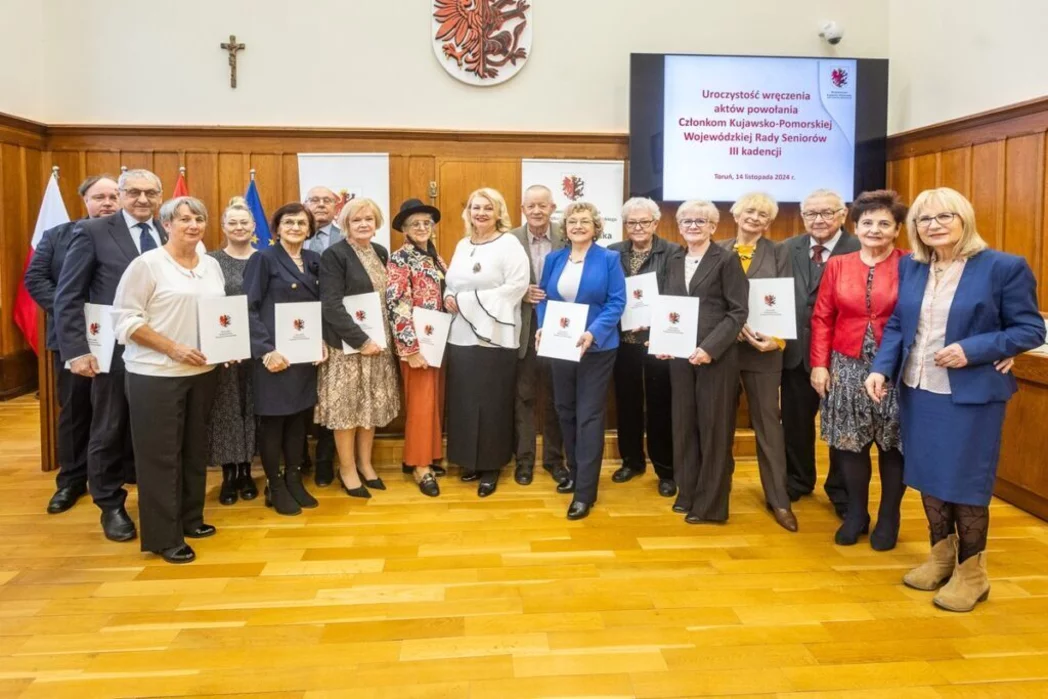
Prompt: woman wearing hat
<box><xmin>387</xmin><ymin>199</ymin><xmax>448</xmax><ymax>497</ymax></box>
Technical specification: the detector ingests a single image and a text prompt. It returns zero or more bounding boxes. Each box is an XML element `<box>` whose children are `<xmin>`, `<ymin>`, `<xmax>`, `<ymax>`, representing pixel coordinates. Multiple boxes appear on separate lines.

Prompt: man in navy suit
<box><xmin>24</xmin><ymin>174</ymin><xmax>119</xmax><ymax>514</ymax></box>
<box><xmin>54</xmin><ymin>169</ymin><xmax>166</xmax><ymax>542</ymax></box>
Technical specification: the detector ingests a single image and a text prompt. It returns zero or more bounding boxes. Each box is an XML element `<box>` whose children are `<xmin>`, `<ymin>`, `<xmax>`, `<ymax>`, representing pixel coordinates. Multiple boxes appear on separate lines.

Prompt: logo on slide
<box><xmin>354</xmin><ymin>310</ymin><xmax>367</xmax><ymax>322</ymax></box>
<box><xmin>562</xmin><ymin>175</ymin><xmax>585</xmax><ymax>201</ymax></box>
<box><xmin>431</xmin><ymin>0</ymin><xmax>531</xmax><ymax>86</ymax></box>
<box><xmin>632</xmin><ymin>288</ymin><xmax>644</xmax><ymax>300</ymax></box>
<box><xmin>424</xmin><ymin>324</ymin><xmax>435</xmax><ymax>336</ymax></box>
<box><xmin>89</xmin><ymin>322</ymin><xmax>100</xmax><ymax>336</ymax></box>
<box><xmin>559</xmin><ymin>317</ymin><xmax>571</xmax><ymax>329</ymax></box>
<box><xmin>831</xmin><ymin>68</ymin><xmax>848</xmax><ymax>88</ymax></box>
<box><xmin>219</xmin><ymin>314</ymin><xmax>232</xmax><ymax>328</ymax></box>
<box><xmin>668</xmin><ymin>312</ymin><xmax>680</xmax><ymax>325</ymax></box>
<box><xmin>763</xmin><ymin>294</ymin><xmax>777</xmax><ymax>307</ymax></box>
<box><xmin>336</xmin><ymin>189</ymin><xmax>357</xmax><ymax>217</ymax></box>
<box><xmin>293</xmin><ymin>318</ymin><xmax>306</xmax><ymax>332</ymax></box>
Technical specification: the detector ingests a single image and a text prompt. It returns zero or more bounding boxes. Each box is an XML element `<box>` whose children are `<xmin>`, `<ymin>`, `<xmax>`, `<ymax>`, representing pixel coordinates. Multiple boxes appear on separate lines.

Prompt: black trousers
<box><xmin>87</xmin><ymin>350</ymin><xmax>135</xmax><ymax>510</ymax></box>
<box><xmin>781</xmin><ymin>364</ymin><xmax>845</xmax><ymax>506</ymax></box>
<box><xmin>515</xmin><ymin>316</ymin><xmax>564</xmax><ymax>469</ymax></box>
<box><xmin>126</xmin><ymin>371</ymin><xmax>218</xmax><ymax>552</ymax></box>
<box><xmin>613</xmin><ymin>342</ymin><xmax>674</xmax><ymax>480</ymax></box>
<box><xmin>550</xmin><ymin>349</ymin><xmax>616</xmax><ymax>506</ymax></box>
<box><xmin>53</xmin><ymin>352</ymin><xmax>91</xmax><ymax>489</ymax></box>
<box><xmin>260</xmin><ymin>409</ymin><xmax>311</xmax><ymax>477</ymax></box>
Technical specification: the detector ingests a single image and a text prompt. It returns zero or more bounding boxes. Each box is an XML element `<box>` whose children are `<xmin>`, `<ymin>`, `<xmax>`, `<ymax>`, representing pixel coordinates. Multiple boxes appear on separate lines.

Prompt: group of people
<box><xmin>26</xmin><ymin>169</ymin><xmax>1045</xmax><ymax>613</ymax></box>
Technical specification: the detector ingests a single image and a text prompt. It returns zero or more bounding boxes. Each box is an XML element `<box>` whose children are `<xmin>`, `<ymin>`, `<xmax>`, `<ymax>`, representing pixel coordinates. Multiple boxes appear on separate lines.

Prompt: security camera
<box><xmin>819</xmin><ymin>21</ymin><xmax>844</xmax><ymax>46</ymax></box>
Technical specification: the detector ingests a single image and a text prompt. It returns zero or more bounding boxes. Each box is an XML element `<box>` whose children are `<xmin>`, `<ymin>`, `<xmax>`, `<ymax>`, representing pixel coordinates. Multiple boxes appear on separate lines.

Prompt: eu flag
<box><xmin>245</xmin><ymin>179</ymin><xmax>271</xmax><ymax>248</ymax></box>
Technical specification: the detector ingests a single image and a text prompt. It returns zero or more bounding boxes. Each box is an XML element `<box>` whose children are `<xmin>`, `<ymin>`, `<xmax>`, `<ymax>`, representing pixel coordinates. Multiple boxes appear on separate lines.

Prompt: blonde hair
<box><xmin>222</xmin><ymin>196</ymin><xmax>254</xmax><ymax>225</ymax></box>
<box><xmin>337</xmin><ymin>197</ymin><xmax>385</xmax><ymax>234</ymax></box>
<box><xmin>560</xmin><ymin>201</ymin><xmax>604</xmax><ymax>241</ymax></box>
<box><xmin>676</xmin><ymin>199</ymin><xmax>720</xmax><ymax>225</ymax></box>
<box><xmin>462</xmin><ymin>188</ymin><xmax>512</xmax><ymax>237</ymax></box>
<box><xmin>730</xmin><ymin>192</ymin><xmax>779</xmax><ymax>221</ymax></box>
<box><xmin>907</xmin><ymin>187</ymin><xmax>988</xmax><ymax>263</ymax></box>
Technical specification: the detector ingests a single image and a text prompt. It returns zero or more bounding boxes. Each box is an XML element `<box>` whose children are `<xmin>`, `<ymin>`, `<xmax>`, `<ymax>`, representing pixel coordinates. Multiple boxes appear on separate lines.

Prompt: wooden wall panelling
<box><xmin>216</xmin><ymin>152</ymin><xmax>245</xmax><ymax>249</ymax></box>
<box><xmin>1002</xmin><ymin>134</ymin><xmax>1044</xmax><ymax>272</ymax></box>
<box><xmin>153</xmin><ymin>151</ymin><xmax>182</xmax><ymax>202</ymax></box>
<box><xmin>248</xmin><ymin>153</ymin><xmax>283</xmax><ymax>224</ymax></box>
<box><xmin>119</xmin><ymin>150</ymin><xmax>153</xmax><ymax>173</ymax></box>
<box><xmin>1042</xmin><ymin>133</ymin><xmax>1048</xmax><ymax>309</ymax></box>
<box><xmin>970</xmin><ymin>141</ymin><xmax>1004</xmax><ymax>249</ymax></box>
<box><xmin>912</xmin><ymin>152</ymin><xmax>938</xmax><ymax>196</ymax></box>
<box><xmin>184</xmin><ymin>151</ymin><xmax>218</xmax><ymax>248</ymax></box>
<box><xmin>940</xmin><ymin>146</ymin><xmax>971</xmax><ymax>197</ymax></box>
<box><xmin>49</xmin><ymin>150</ymin><xmax>85</xmax><ymax>218</ymax></box>
<box><xmin>84</xmin><ymin>150</ymin><xmax>121</xmax><ymax>185</ymax></box>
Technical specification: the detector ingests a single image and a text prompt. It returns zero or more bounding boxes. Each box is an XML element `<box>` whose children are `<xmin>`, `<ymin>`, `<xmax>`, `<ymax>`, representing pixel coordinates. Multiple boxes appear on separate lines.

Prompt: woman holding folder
<box><xmin>386</xmin><ymin>198</ymin><xmax>447</xmax><ymax>497</ymax></box>
<box><xmin>536</xmin><ymin>202</ymin><xmax>626</xmax><ymax>520</ymax></box>
<box><xmin>112</xmin><ymin>196</ymin><xmax>223</xmax><ymax>564</ymax></box>
<box><xmin>661</xmin><ymin>199</ymin><xmax>749</xmax><ymax>524</ymax></box>
<box><xmin>317</xmin><ymin>198</ymin><xmax>400</xmax><ymax>500</ymax></box>
<box><xmin>243</xmin><ymin>202</ymin><xmax>323</xmax><ymax>516</ymax></box>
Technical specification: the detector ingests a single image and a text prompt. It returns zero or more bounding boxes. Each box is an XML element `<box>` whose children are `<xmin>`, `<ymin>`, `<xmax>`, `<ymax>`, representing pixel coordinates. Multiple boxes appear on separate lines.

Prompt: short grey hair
<box><xmin>622</xmin><ymin>197</ymin><xmax>661</xmax><ymax>222</ymax></box>
<box><xmin>523</xmin><ymin>184</ymin><xmax>553</xmax><ymax>199</ymax></box>
<box><xmin>802</xmin><ymin>188</ymin><xmax>845</xmax><ymax>211</ymax></box>
<box><xmin>118</xmin><ymin>168</ymin><xmax>162</xmax><ymax>192</ymax></box>
<box><xmin>159</xmin><ymin>196</ymin><xmax>208</xmax><ymax>224</ymax></box>
<box><xmin>676</xmin><ymin>199</ymin><xmax>720</xmax><ymax>224</ymax></box>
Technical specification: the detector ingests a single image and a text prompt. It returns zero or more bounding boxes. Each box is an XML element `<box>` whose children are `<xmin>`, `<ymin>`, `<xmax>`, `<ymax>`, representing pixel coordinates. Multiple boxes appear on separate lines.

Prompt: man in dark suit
<box><xmin>781</xmin><ymin>189</ymin><xmax>861</xmax><ymax>516</ymax></box>
<box><xmin>54</xmin><ymin>169</ymin><xmax>166</xmax><ymax>542</ymax></box>
<box><xmin>509</xmin><ymin>184</ymin><xmax>567</xmax><ymax>486</ymax></box>
<box><xmin>25</xmin><ymin>174</ymin><xmax>120</xmax><ymax>514</ymax></box>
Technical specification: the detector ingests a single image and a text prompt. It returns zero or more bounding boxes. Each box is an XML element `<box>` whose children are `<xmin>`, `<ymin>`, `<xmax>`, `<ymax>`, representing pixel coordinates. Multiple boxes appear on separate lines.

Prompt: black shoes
<box><xmin>237</xmin><ymin>463</ymin><xmax>258</xmax><ymax>500</ymax></box>
<box><xmin>360</xmin><ymin>473</ymin><xmax>386</xmax><ymax>491</ymax></box>
<box><xmin>47</xmin><ymin>482</ymin><xmax>87</xmax><ymax>514</ymax></box>
<box><xmin>657</xmin><ymin>479</ymin><xmax>677</xmax><ymax>497</ymax></box>
<box><xmin>219</xmin><ymin>465</ymin><xmax>238</xmax><ymax>505</ymax></box>
<box><xmin>265</xmin><ymin>479</ymin><xmax>302</xmax><ymax>516</ymax></box>
<box><xmin>870</xmin><ymin>514</ymin><xmax>900</xmax><ymax>551</ymax></box>
<box><xmin>556</xmin><ymin>478</ymin><xmax>576</xmax><ymax>494</ymax></box>
<box><xmin>418</xmin><ymin>473</ymin><xmax>440</xmax><ymax>497</ymax></box>
<box><xmin>155</xmin><ymin>544</ymin><xmax>195</xmax><ymax>564</ymax></box>
<box><xmin>404</xmin><ymin>462</ymin><xmax>446</xmax><ymax>476</ymax></box>
<box><xmin>338</xmin><ymin>471</ymin><xmax>371</xmax><ymax>499</ymax></box>
<box><xmin>671</xmin><ymin>503</ymin><xmax>687</xmax><ymax>514</ymax></box>
<box><xmin>101</xmin><ymin>507</ymin><xmax>137</xmax><ymax>542</ymax></box>
<box><xmin>835</xmin><ymin>515</ymin><xmax>871</xmax><ymax>546</ymax></box>
<box><xmin>477</xmin><ymin>472</ymin><xmax>499</xmax><ymax>497</ymax></box>
<box><xmin>185</xmin><ymin>524</ymin><xmax>217</xmax><ymax>539</ymax></box>
<box><xmin>566</xmin><ymin>501</ymin><xmax>591</xmax><ymax>520</ymax></box>
<box><xmin>611</xmin><ymin>466</ymin><xmax>643</xmax><ymax>483</ymax></box>
<box><xmin>285</xmin><ymin>465</ymin><xmax>319</xmax><ymax>508</ymax></box>
<box><xmin>461</xmin><ymin>470</ymin><xmax>480</xmax><ymax>482</ymax></box>
<box><xmin>314</xmin><ymin>461</ymin><xmax>334</xmax><ymax>488</ymax></box>
<box><xmin>542</xmin><ymin>463</ymin><xmax>570</xmax><ymax>483</ymax></box>
<box><xmin>514</xmin><ymin>465</ymin><xmax>534</xmax><ymax>485</ymax></box>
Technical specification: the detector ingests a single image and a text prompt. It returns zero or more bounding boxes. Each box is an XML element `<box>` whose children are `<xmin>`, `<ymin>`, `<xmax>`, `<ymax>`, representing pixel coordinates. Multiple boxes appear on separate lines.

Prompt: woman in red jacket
<box><xmin>810</xmin><ymin>190</ymin><xmax>907</xmax><ymax>550</ymax></box>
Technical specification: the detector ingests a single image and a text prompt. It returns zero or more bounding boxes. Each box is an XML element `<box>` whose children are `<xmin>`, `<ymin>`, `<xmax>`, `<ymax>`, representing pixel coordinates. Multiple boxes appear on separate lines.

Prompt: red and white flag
<box><xmin>14</xmin><ymin>173</ymin><xmax>70</xmax><ymax>354</ymax></box>
<box><xmin>172</xmin><ymin>171</ymin><xmax>189</xmax><ymax>198</ymax></box>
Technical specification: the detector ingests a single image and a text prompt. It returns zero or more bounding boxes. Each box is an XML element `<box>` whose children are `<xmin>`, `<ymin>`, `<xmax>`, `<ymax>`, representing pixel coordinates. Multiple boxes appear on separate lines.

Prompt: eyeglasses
<box><xmin>914</xmin><ymin>212</ymin><xmax>959</xmax><ymax>229</ymax></box>
<box><xmin>625</xmin><ymin>219</ymin><xmax>655</xmax><ymax>229</ymax></box>
<box><xmin>565</xmin><ymin>218</ymin><xmax>594</xmax><ymax>227</ymax></box>
<box><xmin>407</xmin><ymin>220</ymin><xmax>434</xmax><ymax>230</ymax></box>
<box><xmin>801</xmin><ymin>209</ymin><xmax>843</xmax><ymax>221</ymax></box>
<box><xmin>123</xmin><ymin>189</ymin><xmax>162</xmax><ymax>199</ymax></box>
<box><xmin>306</xmin><ymin>197</ymin><xmax>337</xmax><ymax>205</ymax></box>
<box><xmin>678</xmin><ymin>218</ymin><xmax>710</xmax><ymax>228</ymax></box>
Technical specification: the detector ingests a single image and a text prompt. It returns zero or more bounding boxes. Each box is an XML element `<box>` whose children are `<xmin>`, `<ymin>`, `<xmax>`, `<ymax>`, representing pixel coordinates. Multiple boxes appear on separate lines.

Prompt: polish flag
<box><xmin>172</xmin><ymin>170</ymin><xmax>189</xmax><ymax>197</ymax></box>
<box><xmin>14</xmin><ymin>173</ymin><xmax>70</xmax><ymax>354</ymax></box>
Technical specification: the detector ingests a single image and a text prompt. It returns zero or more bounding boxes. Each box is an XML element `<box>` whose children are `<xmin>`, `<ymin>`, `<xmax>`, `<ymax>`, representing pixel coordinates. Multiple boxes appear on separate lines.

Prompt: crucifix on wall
<box><xmin>220</xmin><ymin>34</ymin><xmax>246</xmax><ymax>88</ymax></box>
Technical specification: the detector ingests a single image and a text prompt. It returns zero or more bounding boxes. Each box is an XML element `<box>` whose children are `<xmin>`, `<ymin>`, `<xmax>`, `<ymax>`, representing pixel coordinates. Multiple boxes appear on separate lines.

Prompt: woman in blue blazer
<box><xmin>243</xmin><ymin>203</ymin><xmax>324</xmax><ymax>517</ymax></box>
<box><xmin>867</xmin><ymin>187</ymin><xmax>1045</xmax><ymax>613</ymax></box>
<box><xmin>536</xmin><ymin>202</ymin><xmax>626</xmax><ymax>520</ymax></box>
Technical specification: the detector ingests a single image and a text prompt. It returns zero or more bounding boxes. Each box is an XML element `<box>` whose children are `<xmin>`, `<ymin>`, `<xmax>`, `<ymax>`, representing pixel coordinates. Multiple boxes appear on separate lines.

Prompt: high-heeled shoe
<box><xmin>834</xmin><ymin>515</ymin><xmax>871</xmax><ymax>546</ymax></box>
<box><xmin>338</xmin><ymin>470</ymin><xmax>371</xmax><ymax>499</ymax></box>
<box><xmin>358</xmin><ymin>470</ymin><xmax>386</xmax><ymax>491</ymax></box>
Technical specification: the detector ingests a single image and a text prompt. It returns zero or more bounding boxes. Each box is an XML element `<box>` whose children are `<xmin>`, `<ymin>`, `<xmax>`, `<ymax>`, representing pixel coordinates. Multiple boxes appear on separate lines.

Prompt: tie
<box><xmin>811</xmin><ymin>244</ymin><xmax>826</xmax><ymax>265</ymax></box>
<box><xmin>137</xmin><ymin>222</ymin><xmax>157</xmax><ymax>253</ymax></box>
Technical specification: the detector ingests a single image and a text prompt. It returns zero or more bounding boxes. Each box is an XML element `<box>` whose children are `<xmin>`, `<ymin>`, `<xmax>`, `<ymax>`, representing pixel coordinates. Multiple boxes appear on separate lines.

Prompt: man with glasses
<box><xmin>608</xmin><ymin>197</ymin><xmax>681</xmax><ymax>496</ymax></box>
<box><xmin>509</xmin><ymin>184</ymin><xmax>567</xmax><ymax>486</ymax></box>
<box><xmin>781</xmin><ymin>188</ymin><xmax>860</xmax><ymax>517</ymax></box>
<box><xmin>54</xmin><ymin>169</ymin><xmax>167</xmax><ymax>542</ymax></box>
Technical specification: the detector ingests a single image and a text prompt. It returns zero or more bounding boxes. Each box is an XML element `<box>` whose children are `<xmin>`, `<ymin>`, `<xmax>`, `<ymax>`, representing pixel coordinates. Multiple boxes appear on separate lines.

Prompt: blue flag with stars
<box><xmin>245</xmin><ymin>179</ymin><xmax>271</xmax><ymax>248</ymax></box>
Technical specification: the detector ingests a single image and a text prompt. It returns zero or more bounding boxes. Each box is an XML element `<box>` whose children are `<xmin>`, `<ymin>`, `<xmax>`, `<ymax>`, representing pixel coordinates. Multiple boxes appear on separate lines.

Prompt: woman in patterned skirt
<box><xmin>810</xmin><ymin>190</ymin><xmax>907</xmax><ymax>549</ymax></box>
<box><xmin>206</xmin><ymin>197</ymin><xmax>259</xmax><ymax>505</ymax></box>
<box><xmin>316</xmin><ymin>198</ymin><xmax>400</xmax><ymax>499</ymax></box>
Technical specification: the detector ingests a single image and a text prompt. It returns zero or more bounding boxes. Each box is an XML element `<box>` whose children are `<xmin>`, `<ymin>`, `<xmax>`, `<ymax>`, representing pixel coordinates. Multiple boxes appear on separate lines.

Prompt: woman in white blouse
<box><xmin>443</xmin><ymin>188</ymin><xmax>530</xmax><ymax>496</ymax></box>
<box><xmin>112</xmin><ymin>196</ymin><xmax>225</xmax><ymax>564</ymax></box>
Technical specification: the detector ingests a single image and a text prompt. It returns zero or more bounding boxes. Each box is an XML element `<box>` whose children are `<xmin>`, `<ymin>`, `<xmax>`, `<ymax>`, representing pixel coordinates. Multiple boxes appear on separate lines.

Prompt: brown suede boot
<box><xmin>933</xmin><ymin>551</ymin><xmax>990</xmax><ymax>612</ymax></box>
<box><xmin>902</xmin><ymin>534</ymin><xmax>957</xmax><ymax>591</ymax></box>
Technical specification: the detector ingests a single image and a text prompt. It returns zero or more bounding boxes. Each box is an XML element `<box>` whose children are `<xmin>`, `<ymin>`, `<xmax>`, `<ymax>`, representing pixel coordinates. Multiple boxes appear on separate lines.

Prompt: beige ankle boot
<box><xmin>933</xmin><ymin>551</ymin><xmax>990</xmax><ymax>612</ymax></box>
<box><xmin>903</xmin><ymin>534</ymin><xmax>957</xmax><ymax>590</ymax></box>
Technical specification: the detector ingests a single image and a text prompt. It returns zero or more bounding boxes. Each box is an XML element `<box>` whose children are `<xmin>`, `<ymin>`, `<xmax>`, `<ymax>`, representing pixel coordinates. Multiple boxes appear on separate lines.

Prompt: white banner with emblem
<box><xmin>520</xmin><ymin>159</ymin><xmax>625</xmax><ymax>247</ymax></box>
<box><xmin>297</xmin><ymin>153</ymin><xmax>391</xmax><ymax>250</ymax></box>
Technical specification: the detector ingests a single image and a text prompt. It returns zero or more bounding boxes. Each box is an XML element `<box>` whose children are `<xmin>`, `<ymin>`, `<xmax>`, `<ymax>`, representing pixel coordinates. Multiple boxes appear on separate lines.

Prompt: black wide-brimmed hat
<box><xmin>392</xmin><ymin>198</ymin><xmax>441</xmax><ymax>232</ymax></box>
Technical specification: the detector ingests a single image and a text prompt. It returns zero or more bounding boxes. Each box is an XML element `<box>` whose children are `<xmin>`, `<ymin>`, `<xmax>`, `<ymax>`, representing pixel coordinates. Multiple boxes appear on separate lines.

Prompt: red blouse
<box><xmin>810</xmin><ymin>247</ymin><xmax>906</xmax><ymax>369</ymax></box>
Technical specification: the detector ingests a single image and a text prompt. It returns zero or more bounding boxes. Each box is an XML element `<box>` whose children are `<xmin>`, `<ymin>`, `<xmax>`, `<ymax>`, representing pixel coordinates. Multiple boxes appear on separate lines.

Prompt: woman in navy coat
<box><xmin>536</xmin><ymin>202</ymin><xmax>626</xmax><ymax>520</ymax></box>
<box><xmin>243</xmin><ymin>203</ymin><xmax>324</xmax><ymax>516</ymax></box>
<box><xmin>867</xmin><ymin>187</ymin><xmax>1045</xmax><ymax>612</ymax></box>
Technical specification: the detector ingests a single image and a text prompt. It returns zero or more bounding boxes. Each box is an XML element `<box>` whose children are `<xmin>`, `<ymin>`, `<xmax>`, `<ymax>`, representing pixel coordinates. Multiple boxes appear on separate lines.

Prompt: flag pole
<box><xmin>52</xmin><ymin>165</ymin><xmax>59</xmax><ymax>180</ymax></box>
<box><xmin>179</xmin><ymin>166</ymin><xmax>186</xmax><ymax>176</ymax></box>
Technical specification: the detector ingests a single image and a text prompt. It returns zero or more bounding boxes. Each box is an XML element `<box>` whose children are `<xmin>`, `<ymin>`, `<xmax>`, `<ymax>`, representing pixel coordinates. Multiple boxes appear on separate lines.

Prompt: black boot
<box><xmin>237</xmin><ymin>462</ymin><xmax>258</xmax><ymax>500</ymax></box>
<box><xmin>262</xmin><ymin>458</ymin><xmax>300</xmax><ymax>516</ymax></box>
<box><xmin>285</xmin><ymin>465</ymin><xmax>319</xmax><ymax>508</ymax></box>
<box><xmin>219</xmin><ymin>464</ymin><xmax>238</xmax><ymax>506</ymax></box>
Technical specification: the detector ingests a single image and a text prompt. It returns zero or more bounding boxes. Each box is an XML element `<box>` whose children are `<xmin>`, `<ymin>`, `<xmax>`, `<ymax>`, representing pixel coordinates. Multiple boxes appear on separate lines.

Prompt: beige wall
<box><xmin>0</xmin><ymin>0</ymin><xmax>45</xmax><ymax>121</ymax></box>
<box><xmin>889</xmin><ymin>0</ymin><xmax>1048</xmax><ymax>133</ymax></box>
<box><xmin>32</xmin><ymin>0</ymin><xmax>888</xmax><ymax>130</ymax></box>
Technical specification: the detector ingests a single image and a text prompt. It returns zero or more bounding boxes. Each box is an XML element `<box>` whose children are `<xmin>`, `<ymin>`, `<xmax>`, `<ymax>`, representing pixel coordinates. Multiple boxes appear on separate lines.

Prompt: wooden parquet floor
<box><xmin>3</xmin><ymin>396</ymin><xmax>1048</xmax><ymax>698</ymax></box>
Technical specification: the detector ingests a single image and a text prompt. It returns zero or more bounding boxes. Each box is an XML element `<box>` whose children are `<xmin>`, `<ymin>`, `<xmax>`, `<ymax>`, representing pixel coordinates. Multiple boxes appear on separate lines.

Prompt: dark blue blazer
<box><xmin>54</xmin><ymin>212</ymin><xmax>167</xmax><ymax>365</ymax></box>
<box><xmin>537</xmin><ymin>244</ymin><xmax>626</xmax><ymax>352</ymax></box>
<box><xmin>243</xmin><ymin>243</ymin><xmax>322</xmax><ymax>416</ymax></box>
<box><xmin>24</xmin><ymin>220</ymin><xmax>81</xmax><ymax>351</ymax></box>
<box><xmin>872</xmin><ymin>249</ymin><xmax>1045</xmax><ymax>405</ymax></box>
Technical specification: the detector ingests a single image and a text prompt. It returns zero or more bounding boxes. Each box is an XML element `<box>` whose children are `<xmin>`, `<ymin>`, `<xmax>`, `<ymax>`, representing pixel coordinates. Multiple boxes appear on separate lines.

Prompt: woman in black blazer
<box><xmin>243</xmin><ymin>203</ymin><xmax>323</xmax><ymax>516</ymax></box>
<box><xmin>659</xmin><ymin>199</ymin><xmax>749</xmax><ymax>523</ymax></box>
<box><xmin>317</xmin><ymin>198</ymin><xmax>400</xmax><ymax>499</ymax></box>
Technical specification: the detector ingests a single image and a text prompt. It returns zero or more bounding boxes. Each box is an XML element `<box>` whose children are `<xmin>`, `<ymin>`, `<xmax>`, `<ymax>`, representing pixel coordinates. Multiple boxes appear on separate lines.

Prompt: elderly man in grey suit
<box><xmin>781</xmin><ymin>188</ymin><xmax>861</xmax><ymax>518</ymax></box>
<box><xmin>510</xmin><ymin>184</ymin><xmax>567</xmax><ymax>485</ymax></box>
